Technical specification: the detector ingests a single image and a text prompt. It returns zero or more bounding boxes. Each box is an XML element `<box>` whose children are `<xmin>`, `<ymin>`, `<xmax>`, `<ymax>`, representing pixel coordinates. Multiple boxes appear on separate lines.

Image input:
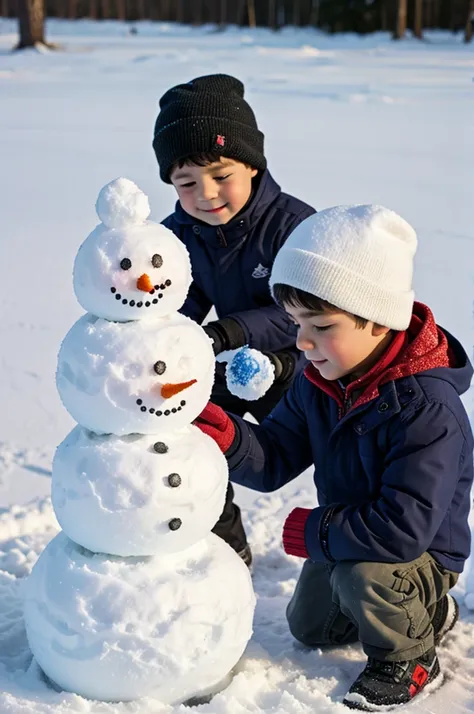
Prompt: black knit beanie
<box><xmin>153</xmin><ymin>74</ymin><xmax>266</xmax><ymax>183</ymax></box>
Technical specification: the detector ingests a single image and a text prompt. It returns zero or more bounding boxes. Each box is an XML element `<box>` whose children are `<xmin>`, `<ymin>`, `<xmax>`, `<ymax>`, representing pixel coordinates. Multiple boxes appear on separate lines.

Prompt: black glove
<box><xmin>203</xmin><ymin>318</ymin><xmax>246</xmax><ymax>356</ymax></box>
<box><xmin>265</xmin><ymin>351</ymin><xmax>295</xmax><ymax>384</ymax></box>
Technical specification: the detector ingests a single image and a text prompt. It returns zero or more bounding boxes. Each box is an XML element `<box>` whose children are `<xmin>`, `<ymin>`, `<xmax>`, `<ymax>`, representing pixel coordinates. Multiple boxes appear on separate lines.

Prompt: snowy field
<box><xmin>1</xmin><ymin>18</ymin><xmax>474</xmax><ymax>712</ymax></box>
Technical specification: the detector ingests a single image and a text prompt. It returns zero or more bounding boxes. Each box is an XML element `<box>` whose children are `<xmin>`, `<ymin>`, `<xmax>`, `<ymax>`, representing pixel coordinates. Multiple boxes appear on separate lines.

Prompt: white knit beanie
<box><xmin>270</xmin><ymin>204</ymin><xmax>417</xmax><ymax>331</ymax></box>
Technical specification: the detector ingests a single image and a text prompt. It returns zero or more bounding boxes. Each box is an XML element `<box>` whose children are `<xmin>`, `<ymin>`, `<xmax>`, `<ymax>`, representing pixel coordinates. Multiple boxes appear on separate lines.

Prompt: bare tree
<box><xmin>247</xmin><ymin>0</ymin><xmax>256</xmax><ymax>28</ymax></box>
<box><xmin>136</xmin><ymin>0</ymin><xmax>146</xmax><ymax>20</ymax></box>
<box><xmin>193</xmin><ymin>0</ymin><xmax>202</xmax><ymax>24</ymax></box>
<box><xmin>292</xmin><ymin>0</ymin><xmax>300</xmax><ymax>26</ymax></box>
<box><xmin>414</xmin><ymin>0</ymin><xmax>423</xmax><ymax>38</ymax></box>
<box><xmin>219</xmin><ymin>0</ymin><xmax>227</xmax><ymax>27</ymax></box>
<box><xmin>466</xmin><ymin>0</ymin><xmax>474</xmax><ymax>42</ymax></box>
<box><xmin>394</xmin><ymin>0</ymin><xmax>407</xmax><ymax>39</ymax></box>
<box><xmin>1</xmin><ymin>0</ymin><xmax>9</xmax><ymax>17</ymax></box>
<box><xmin>16</xmin><ymin>0</ymin><xmax>52</xmax><ymax>49</ymax></box>
<box><xmin>116</xmin><ymin>0</ymin><xmax>126</xmax><ymax>20</ymax></box>
<box><xmin>310</xmin><ymin>0</ymin><xmax>320</xmax><ymax>27</ymax></box>
<box><xmin>380</xmin><ymin>0</ymin><xmax>388</xmax><ymax>31</ymax></box>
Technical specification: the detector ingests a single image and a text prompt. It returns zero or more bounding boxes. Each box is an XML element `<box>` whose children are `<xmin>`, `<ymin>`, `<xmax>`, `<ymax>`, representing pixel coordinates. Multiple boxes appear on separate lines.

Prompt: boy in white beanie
<box><xmin>194</xmin><ymin>205</ymin><xmax>473</xmax><ymax>710</ymax></box>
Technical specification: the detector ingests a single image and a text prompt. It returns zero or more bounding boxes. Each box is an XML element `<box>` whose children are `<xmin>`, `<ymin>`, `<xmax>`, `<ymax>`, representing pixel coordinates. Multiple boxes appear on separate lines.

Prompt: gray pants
<box><xmin>286</xmin><ymin>553</ymin><xmax>458</xmax><ymax>662</ymax></box>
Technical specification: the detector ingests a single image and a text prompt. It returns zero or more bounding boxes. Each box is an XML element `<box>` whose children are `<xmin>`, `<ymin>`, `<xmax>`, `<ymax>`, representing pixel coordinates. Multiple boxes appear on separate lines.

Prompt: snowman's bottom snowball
<box><xmin>23</xmin><ymin>532</ymin><xmax>255</xmax><ymax>703</ymax></box>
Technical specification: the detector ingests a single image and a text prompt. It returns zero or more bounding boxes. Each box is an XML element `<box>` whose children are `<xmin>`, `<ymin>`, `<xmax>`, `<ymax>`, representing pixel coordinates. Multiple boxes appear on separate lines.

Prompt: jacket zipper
<box><xmin>216</xmin><ymin>227</ymin><xmax>227</xmax><ymax>248</ymax></box>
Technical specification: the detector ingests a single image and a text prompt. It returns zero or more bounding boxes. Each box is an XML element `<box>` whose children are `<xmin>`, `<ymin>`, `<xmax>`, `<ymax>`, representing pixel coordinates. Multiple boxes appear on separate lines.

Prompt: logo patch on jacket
<box><xmin>252</xmin><ymin>263</ymin><xmax>270</xmax><ymax>279</ymax></box>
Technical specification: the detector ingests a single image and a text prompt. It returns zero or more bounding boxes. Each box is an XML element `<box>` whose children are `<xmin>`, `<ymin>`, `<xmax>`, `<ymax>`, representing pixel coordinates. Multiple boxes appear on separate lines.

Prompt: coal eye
<box><xmin>120</xmin><ymin>258</ymin><xmax>132</xmax><ymax>270</ymax></box>
<box><xmin>152</xmin><ymin>254</ymin><xmax>163</xmax><ymax>269</ymax></box>
<box><xmin>154</xmin><ymin>360</ymin><xmax>166</xmax><ymax>375</ymax></box>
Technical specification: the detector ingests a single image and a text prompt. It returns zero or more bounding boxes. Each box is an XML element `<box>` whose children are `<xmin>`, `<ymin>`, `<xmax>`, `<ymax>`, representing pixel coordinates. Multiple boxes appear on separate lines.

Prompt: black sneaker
<box><xmin>432</xmin><ymin>593</ymin><xmax>458</xmax><ymax>646</ymax></box>
<box><xmin>343</xmin><ymin>647</ymin><xmax>440</xmax><ymax>710</ymax></box>
<box><xmin>238</xmin><ymin>544</ymin><xmax>252</xmax><ymax>569</ymax></box>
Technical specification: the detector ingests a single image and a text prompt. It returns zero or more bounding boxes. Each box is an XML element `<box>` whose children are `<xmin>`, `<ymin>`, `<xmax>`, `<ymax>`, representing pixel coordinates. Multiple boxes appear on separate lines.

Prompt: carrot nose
<box><xmin>161</xmin><ymin>380</ymin><xmax>197</xmax><ymax>399</ymax></box>
<box><xmin>137</xmin><ymin>273</ymin><xmax>154</xmax><ymax>292</ymax></box>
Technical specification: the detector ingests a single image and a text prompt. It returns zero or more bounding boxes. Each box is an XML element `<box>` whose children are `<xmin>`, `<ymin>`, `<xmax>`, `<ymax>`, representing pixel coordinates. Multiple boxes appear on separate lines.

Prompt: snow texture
<box><xmin>56</xmin><ymin>312</ymin><xmax>215</xmax><ymax>434</ymax></box>
<box><xmin>95</xmin><ymin>178</ymin><xmax>150</xmax><ymax>229</ymax></box>
<box><xmin>23</xmin><ymin>531</ymin><xmax>255</xmax><ymax>702</ymax></box>
<box><xmin>52</xmin><ymin>425</ymin><xmax>228</xmax><ymax>556</ymax></box>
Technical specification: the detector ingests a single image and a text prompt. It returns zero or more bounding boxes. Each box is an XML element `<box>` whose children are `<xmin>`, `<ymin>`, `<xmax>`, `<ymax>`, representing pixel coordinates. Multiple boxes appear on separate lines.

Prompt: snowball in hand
<box><xmin>74</xmin><ymin>181</ymin><xmax>192</xmax><ymax>321</ymax></box>
<box><xmin>52</xmin><ymin>425</ymin><xmax>228</xmax><ymax>556</ymax></box>
<box><xmin>24</xmin><ymin>532</ymin><xmax>255</xmax><ymax>703</ymax></box>
<box><xmin>56</xmin><ymin>313</ymin><xmax>214</xmax><ymax>435</ymax></box>
<box><xmin>222</xmin><ymin>346</ymin><xmax>275</xmax><ymax>401</ymax></box>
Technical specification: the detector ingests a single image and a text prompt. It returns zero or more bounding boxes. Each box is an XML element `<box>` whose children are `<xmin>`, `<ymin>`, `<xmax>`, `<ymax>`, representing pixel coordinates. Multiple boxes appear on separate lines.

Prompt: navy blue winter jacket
<box><xmin>228</xmin><ymin>304</ymin><xmax>474</xmax><ymax>573</ymax></box>
<box><xmin>162</xmin><ymin>170</ymin><xmax>315</xmax><ymax>369</ymax></box>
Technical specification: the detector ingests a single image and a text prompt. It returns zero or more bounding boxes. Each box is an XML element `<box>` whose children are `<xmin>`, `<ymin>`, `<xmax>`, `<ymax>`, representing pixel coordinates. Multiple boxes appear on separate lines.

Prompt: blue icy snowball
<box><xmin>228</xmin><ymin>347</ymin><xmax>261</xmax><ymax>387</ymax></box>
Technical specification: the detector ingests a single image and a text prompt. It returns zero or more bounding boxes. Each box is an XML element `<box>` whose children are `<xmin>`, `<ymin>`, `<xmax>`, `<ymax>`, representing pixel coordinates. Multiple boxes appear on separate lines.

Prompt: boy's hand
<box><xmin>265</xmin><ymin>351</ymin><xmax>295</xmax><ymax>384</ymax></box>
<box><xmin>204</xmin><ymin>318</ymin><xmax>246</xmax><ymax>356</ymax></box>
<box><xmin>194</xmin><ymin>402</ymin><xmax>236</xmax><ymax>454</ymax></box>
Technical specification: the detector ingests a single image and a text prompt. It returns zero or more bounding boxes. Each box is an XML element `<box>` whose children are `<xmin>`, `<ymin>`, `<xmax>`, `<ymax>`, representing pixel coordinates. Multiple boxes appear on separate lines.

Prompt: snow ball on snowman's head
<box><xmin>96</xmin><ymin>178</ymin><xmax>150</xmax><ymax>230</ymax></box>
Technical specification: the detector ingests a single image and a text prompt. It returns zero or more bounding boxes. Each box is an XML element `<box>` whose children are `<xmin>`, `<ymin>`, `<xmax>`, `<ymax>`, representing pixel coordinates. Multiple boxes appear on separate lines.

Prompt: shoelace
<box><xmin>365</xmin><ymin>658</ymin><xmax>410</xmax><ymax>684</ymax></box>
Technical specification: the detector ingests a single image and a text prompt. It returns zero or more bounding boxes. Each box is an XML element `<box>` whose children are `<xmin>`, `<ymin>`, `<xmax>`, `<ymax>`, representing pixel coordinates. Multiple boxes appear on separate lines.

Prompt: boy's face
<box><xmin>169</xmin><ymin>159</ymin><xmax>258</xmax><ymax>226</ymax></box>
<box><xmin>285</xmin><ymin>303</ymin><xmax>391</xmax><ymax>382</ymax></box>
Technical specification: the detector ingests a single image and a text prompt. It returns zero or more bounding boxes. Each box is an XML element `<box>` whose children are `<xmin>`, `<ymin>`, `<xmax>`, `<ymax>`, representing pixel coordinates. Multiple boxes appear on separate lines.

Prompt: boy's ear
<box><xmin>372</xmin><ymin>323</ymin><xmax>391</xmax><ymax>337</ymax></box>
<box><xmin>250</xmin><ymin>167</ymin><xmax>258</xmax><ymax>178</ymax></box>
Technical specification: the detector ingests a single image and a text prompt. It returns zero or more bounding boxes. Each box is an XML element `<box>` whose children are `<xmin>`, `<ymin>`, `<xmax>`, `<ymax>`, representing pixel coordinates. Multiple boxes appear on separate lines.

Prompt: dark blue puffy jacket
<box><xmin>228</xmin><ymin>306</ymin><xmax>474</xmax><ymax>573</ymax></box>
<box><xmin>162</xmin><ymin>170</ymin><xmax>315</xmax><ymax>371</ymax></box>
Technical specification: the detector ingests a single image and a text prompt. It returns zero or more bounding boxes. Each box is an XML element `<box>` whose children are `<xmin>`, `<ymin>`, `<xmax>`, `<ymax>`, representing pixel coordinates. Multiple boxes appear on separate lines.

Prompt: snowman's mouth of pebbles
<box><xmin>110</xmin><ymin>279</ymin><xmax>172</xmax><ymax>309</ymax></box>
<box><xmin>136</xmin><ymin>398</ymin><xmax>187</xmax><ymax>417</ymax></box>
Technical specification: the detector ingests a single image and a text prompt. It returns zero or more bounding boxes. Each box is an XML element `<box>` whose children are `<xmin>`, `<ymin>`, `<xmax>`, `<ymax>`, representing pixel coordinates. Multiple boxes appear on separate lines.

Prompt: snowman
<box><xmin>22</xmin><ymin>178</ymin><xmax>274</xmax><ymax>704</ymax></box>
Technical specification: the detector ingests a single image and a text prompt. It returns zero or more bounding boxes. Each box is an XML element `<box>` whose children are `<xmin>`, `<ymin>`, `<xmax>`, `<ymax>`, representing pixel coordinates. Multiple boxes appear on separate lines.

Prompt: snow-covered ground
<box><xmin>1</xmin><ymin>18</ymin><xmax>474</xmax><ymax>712</ymax></box>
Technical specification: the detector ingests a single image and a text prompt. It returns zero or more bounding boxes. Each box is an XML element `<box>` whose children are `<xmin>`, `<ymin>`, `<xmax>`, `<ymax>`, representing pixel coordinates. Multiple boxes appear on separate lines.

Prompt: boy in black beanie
<box><xmin>153</xmin><ymin>74</ymin><xmax>315</xmax><ymax>566</ymax></box>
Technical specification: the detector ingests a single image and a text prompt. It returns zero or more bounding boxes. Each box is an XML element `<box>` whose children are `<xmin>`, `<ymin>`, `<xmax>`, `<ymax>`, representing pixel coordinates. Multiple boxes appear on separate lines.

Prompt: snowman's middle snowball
<box><xmin>56</xmin><ymin>313</ymin><xmax>215</xmax><ymax>435</ymax></box>
<box><xmin>52</xmin><ymin>425</ymin><xmax>228</xmax><ymax>556</ymax></box>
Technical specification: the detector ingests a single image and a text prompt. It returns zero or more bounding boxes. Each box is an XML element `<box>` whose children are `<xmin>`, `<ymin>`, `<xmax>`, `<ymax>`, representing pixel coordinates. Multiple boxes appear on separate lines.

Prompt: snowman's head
<box><xmin>73</xmin><ymin>179</ymin><xmax>192</xmax><ymax>321</ymax></box>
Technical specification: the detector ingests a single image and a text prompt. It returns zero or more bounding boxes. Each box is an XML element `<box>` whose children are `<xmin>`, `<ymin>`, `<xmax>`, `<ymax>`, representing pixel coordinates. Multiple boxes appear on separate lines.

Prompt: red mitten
<box><xmin>194</xmin><ymin>402</ymin><xmax>236</xmax><ymax>454</ymax></box>
<box><xmin>282</xmin><ymin>507</ymin><xmax>311</xmax><ymax>558</ymax></box>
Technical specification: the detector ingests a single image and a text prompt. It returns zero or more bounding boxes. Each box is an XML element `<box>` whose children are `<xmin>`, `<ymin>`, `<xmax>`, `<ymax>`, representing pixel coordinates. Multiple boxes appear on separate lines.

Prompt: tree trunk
<box><xmin>268</xmin><ymin>0</ymin><xmax>275</xmax><ymax>29</ymax></box>
<box><xmin>380</xmin><ymin>0</ymin><xmax>388</xmax><ymax>31</ymax></box>
<box><xmin>424</xmin><ymin>0</ymin><xmax>432</xmax><ymax>27</ymax></box>
<box><xmin>1</xmin><ymin>0</ymin><xmax>8</xmax><ymax>17</ymax></box>
<box><xmin>394</xmin><ymin>0</ymin><xmax>407</xmax><ymax>38</ymax></box>
<box><xmin>16</xmin><ymin>0</ymin><xmax>46</xmax><ymax>47</ymax></box>
<box><xmin>448</xmin><ymin>0</ymin><xmax>456</xmax><ymax>31</ymax></box>
<box><xmin>101</xmin><ymin>0</ymin><xmax>110</xmax><ymax>18</ymax></box>
<box><xmin>414</xmin><ymin>0</ymin><xmax>423</xmax><ymax>38</ymax></box>
<box><xmin>310</xmin><ymin>0</ymin><xmax>320</xmax><ymax>27</ymax></box>
<box><xmin>466</xmin><ymin>0</ymin><xmax>474</xmax><ymax>42</ymax></box>
<box><xmin>247</xmin><ymin>0</ymin><xmax>256</xmax><ymax>27</ymax></box>
<box><xmin>292</xmin><ymin>0</ymin><xmax>300</xmax><ymax>26</ymax></box>
<box><xmin>136</xmin><ymin>0</ymin><xmax>145</xmax><ymax>20</ymax></box>
<box><xmin>219</xmin><ymin>0</ymin><xmax>227</xmax><ymax>26</ymax></box>
<box><xmin>175</xmin><ymin>0</ymin><xmax>183</xmax><ymax>23</ymax></box>
<box><xmin>193</xmin><ymin>0</ymin><xmax>203</xmax><ymax>25</ymax></box>
<box><xmin>116</xmin><ymin>0</ymin><xmax>125</xmax><ymax>20</ymax></box>
<box><xmin>88</xmin><ymin>0</ymin><xmax>96</xmax><ymax>17</ymax></box>
<box><xmin>68</xmin><ymin>0</ymin><xmax>76</xmax><ymax>19</ymax></box>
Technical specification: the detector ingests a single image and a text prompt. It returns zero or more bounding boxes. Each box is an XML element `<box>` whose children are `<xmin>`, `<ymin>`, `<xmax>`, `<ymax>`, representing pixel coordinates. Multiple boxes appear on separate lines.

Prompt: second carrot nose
<box><xmin>137</xmin><ymin>273</ymin><xmax>153</xmax><ymax>292</ymax></box>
